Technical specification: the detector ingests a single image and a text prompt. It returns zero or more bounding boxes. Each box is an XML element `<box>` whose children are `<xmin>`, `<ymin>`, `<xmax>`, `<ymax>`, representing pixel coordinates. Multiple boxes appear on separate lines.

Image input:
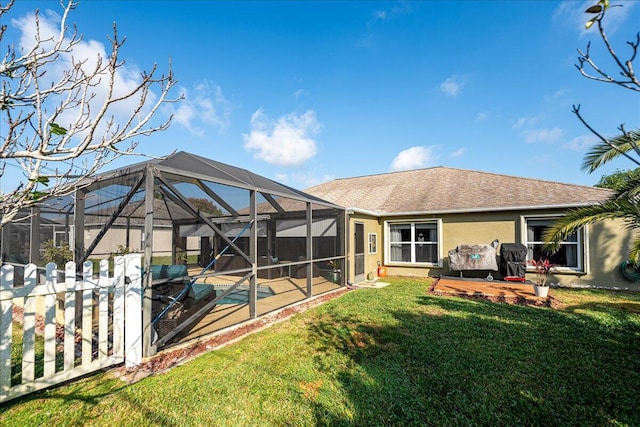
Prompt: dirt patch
<box><xmin>111</xmin><ymin>287</ymin><xmax>352</xmax><ymax>383</ymax></box>
<box><xmin>12</xmin><ymin>305</ymin><xmax>66</xmax><ymax>342</ymax></box>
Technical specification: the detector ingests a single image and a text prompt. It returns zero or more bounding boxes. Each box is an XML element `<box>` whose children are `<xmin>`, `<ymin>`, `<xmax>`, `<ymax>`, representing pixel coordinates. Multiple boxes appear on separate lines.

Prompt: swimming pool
<box><xmin>213</xmin><ymin>284</ymin><xmax>274</xmax><ymax>305</ymax></box>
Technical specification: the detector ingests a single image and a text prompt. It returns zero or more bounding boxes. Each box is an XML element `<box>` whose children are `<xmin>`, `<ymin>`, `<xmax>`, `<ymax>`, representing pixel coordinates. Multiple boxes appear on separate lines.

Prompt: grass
<box><xmin>2</xmin><ymin>277</ymin><xmax>640</xmax><ymax>426</ymax></box>
<box><xmin>11</xmin><ymin>322</ymin><xmax>71</xmax><ymax>387</ymax></box>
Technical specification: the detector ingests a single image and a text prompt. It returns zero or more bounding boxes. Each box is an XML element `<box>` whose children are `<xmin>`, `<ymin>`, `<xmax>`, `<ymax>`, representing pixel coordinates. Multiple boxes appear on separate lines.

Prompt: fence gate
<box><xmin>0</xmin><ymin>254</ymin><xmax>142</xmax><ymax>404</ymax></box>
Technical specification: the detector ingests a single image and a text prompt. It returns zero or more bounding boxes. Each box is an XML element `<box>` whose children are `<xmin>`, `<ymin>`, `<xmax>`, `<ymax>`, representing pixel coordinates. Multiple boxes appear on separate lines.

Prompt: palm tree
<box><xmin>581</xmin><ymin>130</ymin><xmax>640</xmax><ymax>173</ymax></box>
<box><xmin>544</xmin><ymin>1</ymin><xmax>639</xmax><ymax>263</ymax></box>
<box><xmin>543</xmin><ymin>130</ymin><xmax>640</xmax><ymax>264</ymax></box>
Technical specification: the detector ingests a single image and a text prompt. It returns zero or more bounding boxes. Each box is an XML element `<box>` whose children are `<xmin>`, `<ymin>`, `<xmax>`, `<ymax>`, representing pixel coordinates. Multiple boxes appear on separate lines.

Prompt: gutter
<box><xmin>346</xmin><ymin>207</ymin><xmax>382</xmax><ymax>217</ymax></box>
<box><xmin>345</xmin><ymin>202</ymin><xmax>602</xmax><ymax>218</ymax></box>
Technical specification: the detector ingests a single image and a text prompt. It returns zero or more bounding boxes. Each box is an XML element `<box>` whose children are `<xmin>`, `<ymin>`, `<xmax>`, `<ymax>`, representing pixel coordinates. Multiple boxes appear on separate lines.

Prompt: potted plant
<box><xmin>529</xmin><ymin>258</ymin><xmax>554</xmax><ymax>297</ymax></box>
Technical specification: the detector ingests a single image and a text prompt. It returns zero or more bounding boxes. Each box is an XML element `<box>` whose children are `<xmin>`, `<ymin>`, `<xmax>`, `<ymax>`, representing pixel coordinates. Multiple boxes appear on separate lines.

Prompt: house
<box><xmin>304</xmin><ymin>166</ymin><xmax>638</xmax><ymax>290</ymax></box>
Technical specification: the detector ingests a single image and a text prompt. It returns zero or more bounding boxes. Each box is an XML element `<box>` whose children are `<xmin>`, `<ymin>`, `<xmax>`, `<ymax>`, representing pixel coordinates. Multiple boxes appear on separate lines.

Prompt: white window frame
<box><xmin>384</xmin><ymin>219</ymin><xmax>443</xmax><ymax>267</ymax></box>
<box><xmin>520</xmin><ymin>215</ymin><xmax>588</xmax><ymax>274</ymax></box>
<box><xmin>53</xmin><ymin>229</ymin><xmax>68</xmax><ymax>248</ymax></box>
<box><xmin>368</xmin><ymin>232</ymin><xmax>377</xmax><ymax>254</ymax></box>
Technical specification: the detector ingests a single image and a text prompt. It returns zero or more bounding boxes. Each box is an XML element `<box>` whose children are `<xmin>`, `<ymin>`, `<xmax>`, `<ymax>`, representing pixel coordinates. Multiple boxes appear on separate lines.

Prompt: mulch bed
<box><xmin>428</xmin><ymin>277</ymin><xmax>562</xmax><ymax>309</ymax></box>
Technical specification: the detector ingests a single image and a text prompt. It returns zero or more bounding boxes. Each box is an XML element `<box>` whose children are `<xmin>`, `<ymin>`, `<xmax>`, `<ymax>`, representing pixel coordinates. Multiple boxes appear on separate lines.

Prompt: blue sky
<box><xmin>3</xmin><ymin>0</ymin><xmax>639</xmax><ymax>191</ymax></box>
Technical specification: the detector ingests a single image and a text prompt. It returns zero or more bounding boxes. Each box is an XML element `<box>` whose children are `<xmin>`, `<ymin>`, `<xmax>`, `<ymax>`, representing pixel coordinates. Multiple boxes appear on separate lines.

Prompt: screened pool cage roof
<box><xmin>95</xmin><ymin>151</ymin><xmax>333</xmax><ymax>204</ymax></box>
<box><xmin>14</xmin><ymin>152</ymin><xmax>343</xmax><ymax>264</ymax></box>
<box><xmin>38</xmin><ymin>151</ymin><xmax>343</xmax><ymax>218</ymax></box>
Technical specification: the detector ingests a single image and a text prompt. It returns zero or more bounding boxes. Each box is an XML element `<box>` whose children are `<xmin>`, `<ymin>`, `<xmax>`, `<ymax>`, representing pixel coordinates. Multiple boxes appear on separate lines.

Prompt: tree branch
<box><xmin>573</xmin><ymin>104</ymin><xmax>640</xmax><ymax>169</ymax></box>
<box><xmin>0</xmin><ymin>0</ymin><xmax>183</xmax><ymax>227</ymax></box>
<box><xmin>576</xmin><ymin>4</ymin><xmax>640</xmax><ymax>92</ymax></box>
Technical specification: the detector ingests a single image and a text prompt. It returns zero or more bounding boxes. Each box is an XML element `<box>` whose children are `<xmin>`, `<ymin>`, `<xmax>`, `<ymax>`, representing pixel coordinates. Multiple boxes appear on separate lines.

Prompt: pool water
<box><xmin>214</xmin><ymin>285</ymin><xmax>274</xmax><ymax>305</ymax></box>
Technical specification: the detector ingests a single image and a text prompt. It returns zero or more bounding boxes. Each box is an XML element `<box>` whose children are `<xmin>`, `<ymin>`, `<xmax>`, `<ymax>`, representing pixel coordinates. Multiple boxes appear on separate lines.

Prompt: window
<box><xmin>368</xmin><ymin>233</ymin><xmax>377</xmax><ymax>254</ymax></box>
<box><xmin>54</xmin><ymin>230</ymin><xmax>68</xmax><ymax>247</ymax></box>
<box><xmin>524</xmin><ymin>218</ymin><xmax>584</xmax><ymax>271</ymax></box>
<box><xmin>387</xmin><ymin>221</ymin><xmax>439</xmax><ymax>265</ymax></box>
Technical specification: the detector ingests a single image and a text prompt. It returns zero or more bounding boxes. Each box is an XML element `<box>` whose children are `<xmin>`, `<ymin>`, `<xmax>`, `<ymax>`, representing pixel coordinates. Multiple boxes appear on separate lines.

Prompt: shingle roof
<box><xmin>304</xmin><ymin>167</ymin><xmax>613</xmax><ymax>215</ymax></box>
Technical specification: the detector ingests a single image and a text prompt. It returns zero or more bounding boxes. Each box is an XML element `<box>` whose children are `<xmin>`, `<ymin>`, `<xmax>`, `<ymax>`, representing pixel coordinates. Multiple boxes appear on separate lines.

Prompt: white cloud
<box><xmin>374</xmin><ymin>10</ymin><xmax>388</xmax><ymax>21</ymax></box>
<box><xmin>562</xmin><ymin>134</ymin><xmax>598</xmax><ymax>151</ymax></box>
<box><xmin>513</xmin><ymin>115</ymin><xmax>541</xmax><ymax>129</ymax></box>
<box><xmin>439</xmin><ymin>75</ymin><xmax>465</xmax><ymax>97</ymax></box>
<box><xmin>14</xmin><ymin>9</ymin><xmax>60</xmax><ymax>55</ymax></box>
<box><xmin>360</xmin><ymin>3</ymin><xmax>413</xmax><ymax>48</ymax></box>
<box><xmin>306</xmin><ymin>173</ymin><xmax>335</xmax><ymax>187</ymax></box>
<box><xmin>523</xmin><ymin>128</ymin><xmax>564</xmax><ymax>143</ymax></box>
<box><xmin>243</xmin><ymin>109</ymin><xmax>320</xmax><ymax>166</ymax></box>
<box><xmin>474</xmin><ymin>112</ymin><xmax>490</xmax><ymax>123</ymax></box>
<box><xmin>170</xmin><ymin>81</ymin><xmax>232</xmax><ymax>137</ymax></box>
<box><xmin>293</xmin><ymin>89</ymin><xmax>306</xmax><ymax>99</ymax></box>
<box><xmin>450</xmin><ymin>148</ymin><xmax>467</xmax><ymax>158</ymax></box>
<box><xmin>545</xmin><ymin>88</ymin><xmax>570</xmax><ymax>101</ymax></box>
<box><xmin>552</xmin><ymin>1</ymin><xmax>586</xmax><ymax>33</ymax></box>
<box><xmin>390</xmin><ymin>146</ymin><xmax>438</xmax><ymax>172</ymax></box>
<box><xmin>11</xmin><ymin>8</ymin><xmax>172</xmax><ymax>138</ymax></box>
<box><xmin>279</xmin><ymin>171</ymin><xmax>334</xmax><ymax>189</ymax></box>
<box><xmin>513</xmin><ymin>114</ymin><xmax>564</xmax><ymax>144</ymax></box>
<box><xmin>275</xmin><ymin>173</ymin><xmax>290</xmax><ymax>184</ymax></box>
<box><xmin>370</xmin><ymin>2</ymin><xmax>412</xmax><ymax>24</ymax></box>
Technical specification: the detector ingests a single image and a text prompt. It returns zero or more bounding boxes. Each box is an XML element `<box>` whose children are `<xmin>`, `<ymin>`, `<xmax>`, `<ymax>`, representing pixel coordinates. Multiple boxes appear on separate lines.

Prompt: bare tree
<box><xmin>545</xmin><ymin>0</ymin><xmax>640</xmax><ymax>262</ymax></box>
<box><xmin>0</xmin><ymin>0</ymin><xmax>180</xmax><ymax>227</ymax></box>
<box><xmin>573</xmin><ymin>0</ymin><xmax>639</xmax><ymax>169</ymax></box>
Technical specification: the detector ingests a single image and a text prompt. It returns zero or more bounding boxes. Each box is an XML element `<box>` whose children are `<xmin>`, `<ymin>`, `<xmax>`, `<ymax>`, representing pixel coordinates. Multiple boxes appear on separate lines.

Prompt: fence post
<box><xmin>123</xmin><ymin>254</ymin><xmax>142</xmax><ymax>367</ymax></box>
<box><xmin>43</xmin><ymin>263</ymin><xmax>57</xmax><ymax>377</ymax></box>
<box><xmin>98</xmin><ymin>260</ymin><xmax>110</xmax><ymax>360</ymax></box>
<box><xmin>21</xmin><ymin>264</ymin><xmax>38</xmax><ymax>383</ymax></box>
<box><xmin>0</xmin><ymin>264</ymin><xmax>14</xmax><ymax>400</ymax></box>
<box><xmin>63</xmin><ymin>261</ymin><xmax>77</xmax><ymax>371</ymax></box>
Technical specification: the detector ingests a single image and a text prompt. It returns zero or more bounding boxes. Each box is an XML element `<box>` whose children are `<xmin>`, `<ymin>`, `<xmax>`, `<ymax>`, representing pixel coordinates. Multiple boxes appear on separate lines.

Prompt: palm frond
<box><xmin>629</xmin><ymin>238</ymin><xmax>640</xmax><ymax>266</ymax></box>
<box><xmin>615</xmin><ymin>174</ymin><xmax>640</xmax><ymax>201</ymax></box>
<box><xmin>542</xmin><ymin>198</ymin><xmax>640</xmax><ymax>253</ymax></box>
<box><xmin>581</xmin><ymin>129</ymin><xmax>640</xmax><ymax>173</ymax></box>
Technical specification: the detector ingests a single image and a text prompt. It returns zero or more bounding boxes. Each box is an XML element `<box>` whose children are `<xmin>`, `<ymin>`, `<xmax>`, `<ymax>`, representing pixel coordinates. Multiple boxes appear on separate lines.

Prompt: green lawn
<box><xmin>2</xmin><ymin>277</ymin><xmax>640</xmax><ymax>426</ymax></box>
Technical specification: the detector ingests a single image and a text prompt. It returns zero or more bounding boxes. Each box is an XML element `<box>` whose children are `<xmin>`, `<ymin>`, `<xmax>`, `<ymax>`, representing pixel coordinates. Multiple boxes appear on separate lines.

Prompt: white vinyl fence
<box><xmin>0</xmin><ymin>254</ymin><xmax>142</xmax><ymax>404</ymax></box>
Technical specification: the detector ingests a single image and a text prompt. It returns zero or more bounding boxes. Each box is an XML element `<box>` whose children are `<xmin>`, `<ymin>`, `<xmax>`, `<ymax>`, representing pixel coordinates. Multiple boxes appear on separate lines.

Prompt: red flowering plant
<box><xmin>528</xmin><ymin>258</ymin><xmax>555</xmax><ymax>287</ymax></box>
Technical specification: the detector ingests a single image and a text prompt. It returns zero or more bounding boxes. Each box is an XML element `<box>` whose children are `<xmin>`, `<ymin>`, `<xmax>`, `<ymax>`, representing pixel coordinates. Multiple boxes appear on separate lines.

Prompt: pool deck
<box><xmin>158</xmin><ymin>272</ymin><xmax>343</xmax><ymax>347</ymax></box>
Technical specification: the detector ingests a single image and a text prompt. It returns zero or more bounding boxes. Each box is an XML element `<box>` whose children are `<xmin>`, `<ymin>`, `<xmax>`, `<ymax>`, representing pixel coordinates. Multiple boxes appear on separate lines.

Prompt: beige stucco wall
<box><xmin>84</xmin><ymin>226</ymin><xmax>173</xmax><ymax>260</ymax></box>
<box><xmin>443</xmin><ymin>213</ymin><xmax>517</xmax><ymax>251</ymax></box>
<box><xmin>349</xmin><ymin>210</ymin><xmax>640</xmax><ymax>291</ymax></box>
<box><xmin>347</xmin><ymin>213</ymin><xmax>383</xmax><ymax>283</ymax></box>
<box><xmin>579</xmin><ymin>218</ymin><xmax>636</xmax><ymax>289</ymax></box>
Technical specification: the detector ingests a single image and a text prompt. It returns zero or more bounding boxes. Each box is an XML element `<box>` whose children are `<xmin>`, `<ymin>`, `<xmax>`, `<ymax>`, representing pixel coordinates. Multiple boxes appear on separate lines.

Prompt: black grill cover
<box><xmin>502</xmin><ymin>261</ymin><xmax>526</xmax><ymax>278</ymax></box>
<box><xmin>500</xmin><ymin>243</ymin><xmax>527</xmax><ymax>262</ymax></box>
<box><xmin>499</xmin><ymin>243</ymin><xmax>527</xmax><ymax>278</ymax></box>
